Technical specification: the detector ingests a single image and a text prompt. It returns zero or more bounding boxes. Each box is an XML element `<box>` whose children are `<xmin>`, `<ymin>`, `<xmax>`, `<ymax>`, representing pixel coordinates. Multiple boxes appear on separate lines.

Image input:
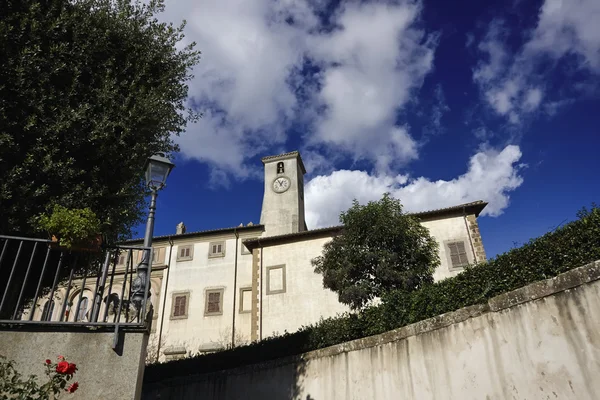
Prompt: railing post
<box><xmin>91</xmin><ymin>251</ymin><xmax>112</xmax><ymax>322</ymax></box>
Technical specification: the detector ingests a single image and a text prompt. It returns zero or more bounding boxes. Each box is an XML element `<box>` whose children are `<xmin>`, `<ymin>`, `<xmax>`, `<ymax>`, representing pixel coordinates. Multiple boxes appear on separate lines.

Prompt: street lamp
<box><xmin>131</xmin><ymin>154</ymin><xmax>175</xmax><ymax>319</ymax></box>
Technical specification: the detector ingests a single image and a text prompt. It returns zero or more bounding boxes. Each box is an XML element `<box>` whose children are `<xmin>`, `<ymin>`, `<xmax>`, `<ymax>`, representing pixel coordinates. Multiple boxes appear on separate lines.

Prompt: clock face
<box><xmin>272</xmin><ymin>176</ymin><xmax>291</xmax><ymax>193</ymax></box>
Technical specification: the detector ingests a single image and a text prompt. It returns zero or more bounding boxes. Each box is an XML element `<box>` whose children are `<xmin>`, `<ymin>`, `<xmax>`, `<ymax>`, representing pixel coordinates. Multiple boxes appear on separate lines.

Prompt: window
<box><xmin>41</xmin><ymin>300</ymin><xmax>54</xmax><ymax>321</ymax></box>
<box><xmin>447</xmin><ymin>240</ymin><xmax>469</xmax><ymax>269</ymax></box>
<box><xmin>75</xmin><ymin>297</ymin><xmax>88</xmax><ymax>322</ymax></box>
<box><xmin>204</xmin><ymin>289</ymin><xmax>224</xmax><ymax>316</ymax></box>
<box><xmin>170</xmin><ymin>292</ymin><xmax>189</xmax><ymax>320</ymax></box>
<box><xmin>239</xmin><ymin>287</ymin><xmax>252</xmax><ymax>313</ymax></box>
<box><xmin>209</xmin><ymin>241</ymin><xmax>225</xmax><ymax>258</ymax></box>
<box><xmin>117</xmin><ymin>253</ymin><xmax>127</xmax><ymax>265</ymax></box>
<box><xmin>152</xmin><ymin>247</ymin><xmax>165</xmax><ymax>265</ymax></box>
<box><xmin>177</xmin><ymin>245</ymin><xmax>194</xmax><ymax>261</ymax></box>
<box><xmin>266</xmin><ymin>265</ymin><xmax>286</xmax><ymax>295</ymax></box>
<box><xmin>241</xmin><ymin>238</ymin><xmax>256</xmax><ymax>255</ymax></box>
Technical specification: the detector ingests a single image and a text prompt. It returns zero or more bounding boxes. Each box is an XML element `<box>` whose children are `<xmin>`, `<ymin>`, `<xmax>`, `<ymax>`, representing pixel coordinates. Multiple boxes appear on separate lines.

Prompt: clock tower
<box><xmin>259</xmin><ymin>151</ymin><xmax>307</xmax><ymax>237</ymax></box>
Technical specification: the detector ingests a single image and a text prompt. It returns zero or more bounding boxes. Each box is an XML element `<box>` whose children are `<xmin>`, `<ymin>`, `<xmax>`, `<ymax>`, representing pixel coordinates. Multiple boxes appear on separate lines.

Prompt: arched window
<box><xmin>41</xmin><ymin>300</ymin><xmax>54</xmax><ymax>321</ymax></box>
<box><xmin>276</xmin><ymin>162</ymin><xmax>284</xmax><ymax>174</ymax></box>
<box><xmin>75</xmin><ymin>297</ymin><xmax>89</xmax><ymax>322</ymax></box>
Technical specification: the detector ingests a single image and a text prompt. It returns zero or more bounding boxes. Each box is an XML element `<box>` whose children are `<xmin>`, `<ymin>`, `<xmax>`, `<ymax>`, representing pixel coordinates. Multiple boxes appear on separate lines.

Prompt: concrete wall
<box><xmin>143</xmin><ymin>260</ymin><xmax>600</xmax><ymax>400</ymax></box>
<box><xmin>0</xmin><ymin>329</ymin><xmax>148</xmax><ymax>400</ymax></box>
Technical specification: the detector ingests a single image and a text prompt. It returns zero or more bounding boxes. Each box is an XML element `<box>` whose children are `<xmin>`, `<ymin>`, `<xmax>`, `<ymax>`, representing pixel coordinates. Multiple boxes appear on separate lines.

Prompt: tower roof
<box><xmin>261</xmin><ymin>151</ymin><xmax>306</xmax><ymax>174</ymax></box>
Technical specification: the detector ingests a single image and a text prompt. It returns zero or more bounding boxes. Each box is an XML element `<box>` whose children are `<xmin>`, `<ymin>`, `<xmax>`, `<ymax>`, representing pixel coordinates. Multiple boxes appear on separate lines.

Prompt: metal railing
<box><xmin>0</xmin><ymin>235</ymin><xmax>152</xmax><ymax>332</ymax></box>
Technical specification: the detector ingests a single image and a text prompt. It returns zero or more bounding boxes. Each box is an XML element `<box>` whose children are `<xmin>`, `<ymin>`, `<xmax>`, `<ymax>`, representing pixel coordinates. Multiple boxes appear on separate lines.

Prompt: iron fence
<box><xmin>0</xmin><ymin>235</ymin><xmax>152</xmax><ymax>331</ymax></box>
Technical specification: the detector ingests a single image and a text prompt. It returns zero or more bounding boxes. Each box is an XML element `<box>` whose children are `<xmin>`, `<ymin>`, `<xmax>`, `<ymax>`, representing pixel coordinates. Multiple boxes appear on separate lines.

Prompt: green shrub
<box><xmin>37</xmin><ymin>205</ymin><xmax>101</xmax><ymax>249</ymax></box>
<box><xmin>145</xmin><ymin>205</ymin><xmax>600</xmax><ymax>382</ymax></box>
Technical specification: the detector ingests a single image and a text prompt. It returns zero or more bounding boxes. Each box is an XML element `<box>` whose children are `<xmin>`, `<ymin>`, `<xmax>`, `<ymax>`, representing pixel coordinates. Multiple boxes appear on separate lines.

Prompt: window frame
<box><xmin>239</xmin><ymin>287</ymin><xmax>252</xmax><ymax>313</ymax></box>
<box><xmin>177</xmin><ymin>244</ymin><xmax>194</xmax><ymax>262</ymax></box>
<box><xmin>266</xmin><ymin>264</ymin><xmax>286</xmax><ymax>295</ymax></box>
<box><xmin>444</xmin><ymin>239</ymin><xmax>471</xmax><ymax>270</ymax></box>
<box><xmin>204</xmin><ymin>288</ymin><xmax>224</xmax><ymax>316</ymax></box>
<box><xmin>170</xmin><ymin>292</ymin><xmax>190</xmax><ymax>320</ymax></box>
<box><xmin>75</xmin><ymin>296</ymin><xmax>89</xmax><ymax>322</ymax></box>
<box><xmin>41</xmin><ymin>300</ymin><xmax>55</xmax><ymax>321</ymax></box>
<box><xmin>208</xmin><ymin>241</ymin><xmax>225</xmax><ymax>258</ymax></box>
<box><xmin>152</xmin><ymin>247</ymin><xmax>166</xmax><ymax>265</ymax></box>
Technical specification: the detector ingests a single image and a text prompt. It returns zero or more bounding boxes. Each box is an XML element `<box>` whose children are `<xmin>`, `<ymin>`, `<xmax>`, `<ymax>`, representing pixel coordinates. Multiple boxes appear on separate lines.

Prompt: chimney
<box><xmin>176</xmin><ymin>222</ymin><xmax>186</xmax><ymax>235</ymax></box>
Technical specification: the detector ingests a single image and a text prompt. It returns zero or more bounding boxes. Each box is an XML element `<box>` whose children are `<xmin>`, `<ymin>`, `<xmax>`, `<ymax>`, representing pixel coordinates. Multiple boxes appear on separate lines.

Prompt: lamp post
<box><xmin>131</xmin><ymin>154</ymin><xmax>175</xmax><ymax>320</ymax></box>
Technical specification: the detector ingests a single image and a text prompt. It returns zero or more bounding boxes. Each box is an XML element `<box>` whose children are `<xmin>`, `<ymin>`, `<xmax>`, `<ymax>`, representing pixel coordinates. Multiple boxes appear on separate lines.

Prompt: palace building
<box><xmin>27</xmin><ymin>151</ymin><xmax>488</xmax><ymax>361</ymax></box>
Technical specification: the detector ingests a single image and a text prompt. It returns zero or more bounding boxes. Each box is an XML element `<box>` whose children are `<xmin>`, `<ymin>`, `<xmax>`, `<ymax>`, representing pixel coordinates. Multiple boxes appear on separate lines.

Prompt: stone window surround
<box><xmin>444</xmin><ymin>238</ymin><xmax>473</xmax><ymax>271</ymax></box>
<box><xmin>208</xmin><ymin>241</ymin><xmax>226</xmax><ymax>258</ymax></box>
<box><xmin>204</xmin><ymin>288</ymin><xmax>225</xmax><ymax>316</ymax></box>
<box><xmin>239</xmin><ymin>287</ymin><xmax>252</xmax><ymax>313</ymax></box>
<box><xmin>170</xmin><ymin>291</ymin><xmax>190</xmax><ymax>320</ymax></box>
<box><xmin>266</xmin><ymin>264</ymin><xmax>286</xmax><ymax>295</ymax></box>
<box><xmin>177</xmin><ymin>244</ymin><xmax>194</xmax><ymax>262</ymax></box>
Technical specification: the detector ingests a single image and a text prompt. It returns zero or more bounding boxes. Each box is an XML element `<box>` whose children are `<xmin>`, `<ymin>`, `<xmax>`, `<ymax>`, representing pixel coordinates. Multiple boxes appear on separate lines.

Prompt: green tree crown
<box><xmin>0</xmin><ymin>0</ymin><xmax>200</xmax><ymax>242</ymax></box>
<box><xmin>312</xmin><ymin>193</ymin><xmax>440</xmax><ymax>310</ymax></box>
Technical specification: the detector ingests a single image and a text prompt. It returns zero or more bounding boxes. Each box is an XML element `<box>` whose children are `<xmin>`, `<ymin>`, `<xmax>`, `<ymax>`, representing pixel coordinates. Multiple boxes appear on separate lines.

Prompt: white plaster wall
<box><xmin>421</xmin><ymin>216</ymin><xmax>474</xmax><ymax>281</ymax></box>
<box><xmin>152</xmin><ymin>233</ymin><xmax>257</xmax><ymax>356</ymax></box>
<box><xmin>260</xmin><ymin>237</ymin><xmax>350</xmax><ymax>339</ymax></box>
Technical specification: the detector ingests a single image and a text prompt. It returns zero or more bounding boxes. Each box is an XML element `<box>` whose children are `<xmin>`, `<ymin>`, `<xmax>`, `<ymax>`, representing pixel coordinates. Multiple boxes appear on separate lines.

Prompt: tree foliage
<box><xmin>0</xmin><ymin>0</ymin><xmax>200</xmax><ymax>241</ymax></box>
<box><xmin>312</xmin><ymin>193</ymin><xmax>440</xmax><ymax>310</ymax></box>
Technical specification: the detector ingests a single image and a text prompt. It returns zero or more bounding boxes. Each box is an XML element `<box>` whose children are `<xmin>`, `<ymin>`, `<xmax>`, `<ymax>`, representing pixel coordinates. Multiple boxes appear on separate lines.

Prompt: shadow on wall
<box><xmin>142</xmin><ymin>355</ymin><xmax>312</xmax><ymax>400</ymax></box>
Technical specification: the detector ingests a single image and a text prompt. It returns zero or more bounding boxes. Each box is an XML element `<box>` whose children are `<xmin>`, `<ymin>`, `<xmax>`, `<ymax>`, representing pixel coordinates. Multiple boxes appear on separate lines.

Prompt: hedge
<box><xmin>145</xmin><ymin>205</ymin><xmax>600</xmax><ymax>382</ymax></box>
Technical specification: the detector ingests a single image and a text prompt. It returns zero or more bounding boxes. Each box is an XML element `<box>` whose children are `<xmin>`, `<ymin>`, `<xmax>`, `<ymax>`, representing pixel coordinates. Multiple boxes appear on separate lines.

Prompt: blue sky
<box><xmin>134</xmin><ymin>0</ymin><xmax>599</xmax><ymax>259</ymax></box>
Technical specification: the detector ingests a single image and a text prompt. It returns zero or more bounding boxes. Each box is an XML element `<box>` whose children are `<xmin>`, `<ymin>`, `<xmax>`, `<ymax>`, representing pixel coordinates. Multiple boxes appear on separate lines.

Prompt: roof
<box><xmin>124</xmin><ymin>224</ymin><xmax>265</xmax><ymax>244</ymax></box>
<box><xmin>243</xmin><ymin>200</ymin><xmax>488</xmax><ymax>250</ymax></box>
<box><xmin>411</xmin><ymin>200</ymin><xmax>487</xmax><ymax>220</ymax></box>
<box><xmin>261</xmin><ymin>150</ymin><xmax>306</xmax><ymax>174</ymax></box>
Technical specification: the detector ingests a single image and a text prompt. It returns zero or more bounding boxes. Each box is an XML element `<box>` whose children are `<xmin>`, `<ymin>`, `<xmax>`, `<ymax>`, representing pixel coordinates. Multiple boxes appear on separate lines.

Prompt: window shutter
<box><xmin>456</xmin><ymin>241</ymin><xmax>468</xmax><ymax>265</ymax></box>
<box><xmin>449</xmin><ymin>241</ymin><xmax>468</xmax><ymax>267</ymax></box>
<box><xmin>174</xmin><ymin>296</ymin><xmax>186</xmax><ymax>317</ymax></box>
<box><xmin>207</xmin><ymin>292</ymin><xmax>221</xmax><ymax>313</ymax></box>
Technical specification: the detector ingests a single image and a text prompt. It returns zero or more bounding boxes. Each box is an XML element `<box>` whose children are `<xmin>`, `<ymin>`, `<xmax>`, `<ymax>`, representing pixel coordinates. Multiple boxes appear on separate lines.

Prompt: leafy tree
<box><xmin>0</xmin><ymin>0</ymin><xmax>200</xmax><ymax>241</ymax></box>
<box><xmin>312</xmin><ymin>194</ymin><xmax>440</xmax><ymax>310</ymax></box>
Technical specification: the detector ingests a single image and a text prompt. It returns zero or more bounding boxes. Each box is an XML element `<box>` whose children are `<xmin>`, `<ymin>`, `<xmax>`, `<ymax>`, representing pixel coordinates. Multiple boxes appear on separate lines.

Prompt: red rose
<box><xmin>56</xmin><ymin>361</ymin><xmax>69</xmax><ymax>374</ymax></box>
<box><xmin>67</xmin><ymin>382</ymin><xmax>79</xmax><ymax>393</ymax></box>
<box><xmin>45</xmin><ymin>359</ymin><xmax>51</xmax><ymax>365</ymax></box>
<box><xmin>58</xmin><ymin>355</ymin><xmax>64</xmax><ymax>360</ymax></box>
<box><xmin>66</xmin><ymin>363</ymin><xmax>77</xmax><ymax>374</ymax></box>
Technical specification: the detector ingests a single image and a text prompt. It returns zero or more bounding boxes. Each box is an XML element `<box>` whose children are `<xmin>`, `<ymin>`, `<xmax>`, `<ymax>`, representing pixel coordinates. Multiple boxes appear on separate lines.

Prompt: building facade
<box><xmin>26</xmin><ymin>151</ymin><xmax>488</xmax><ymax>361</ymax></box>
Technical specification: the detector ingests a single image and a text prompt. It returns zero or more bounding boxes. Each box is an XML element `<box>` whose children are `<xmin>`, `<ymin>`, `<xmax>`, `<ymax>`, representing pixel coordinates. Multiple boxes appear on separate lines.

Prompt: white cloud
<box><xmin>159</xmin><ymin>0</ymin><xmax>436</xmax><ymax>176</ymax></box>
<box><xmin>473</xmin><ymin>0</ymin><xmax>600</xmax><ymax>121</ymax></box>
<box><xmin>524</xmin><ymin>0</ymin><xmax>600</xmax><ymax>71</ymax></box>
<box><xmin>305</xmin><ymin>145</ymin><xmax>524</xmax><ymax>228</ymax></box>
<box><xmin>309</xmin><ymin>2</ymin><xmax>436</xmax><ymax>171</ymax></box>
<box><xmin>162</xmin><ymin>0</ymin><xmax>317</xmax><ymax>175</ymax></box>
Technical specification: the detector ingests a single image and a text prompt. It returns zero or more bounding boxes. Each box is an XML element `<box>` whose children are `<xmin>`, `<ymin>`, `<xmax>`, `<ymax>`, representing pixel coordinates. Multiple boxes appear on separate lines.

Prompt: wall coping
<box><xmin>306</xmin><ymin>260</ymin><xmax>600</xmax><ymax>361</ymax></box>
<box><xmin>146</xmin><ymin>260</ymin><xmax>600</xmax><ymax>383</ymax></box>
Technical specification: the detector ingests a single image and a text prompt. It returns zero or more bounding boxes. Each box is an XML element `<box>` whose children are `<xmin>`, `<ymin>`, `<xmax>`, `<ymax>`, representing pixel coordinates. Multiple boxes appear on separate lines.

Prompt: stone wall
<box><xmin>0</xmin><ymin>329</ymin><xmax>148</xmax><ymax>400</ymax></box>
<box><xmin>143</xmin><ymin>260</ymin><xmax>600</xmax><ymax>400</ymax></box>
